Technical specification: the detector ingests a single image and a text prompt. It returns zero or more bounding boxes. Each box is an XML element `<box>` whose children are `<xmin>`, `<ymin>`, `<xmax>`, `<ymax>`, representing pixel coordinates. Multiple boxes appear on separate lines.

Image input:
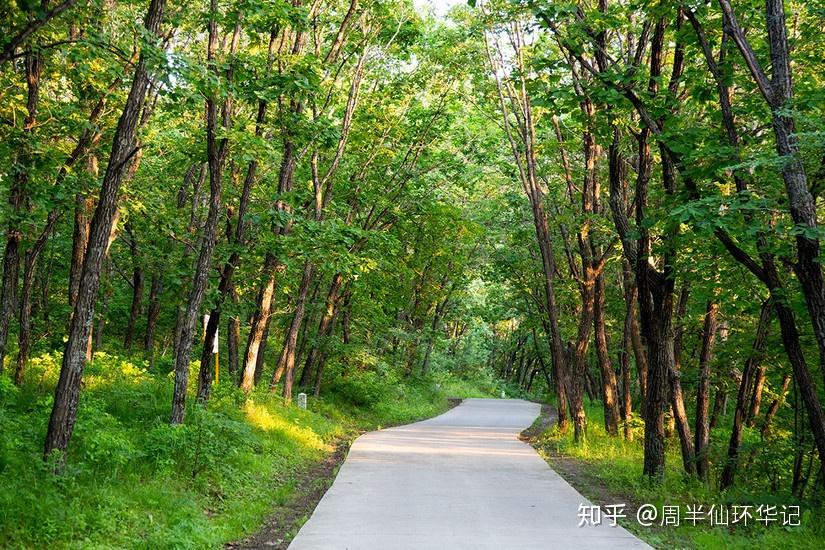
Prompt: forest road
<box><xmin>287</xmin><ymin>398</ymin><xmax>650</xmax><ymax>549</ymax></box>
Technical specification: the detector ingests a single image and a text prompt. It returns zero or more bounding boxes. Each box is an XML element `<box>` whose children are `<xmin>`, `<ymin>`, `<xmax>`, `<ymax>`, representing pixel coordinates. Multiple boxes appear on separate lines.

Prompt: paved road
<box><xmin>288</xmin><ymin>398</ymin><xmax>649</xmax><ymax>549</ymax></box>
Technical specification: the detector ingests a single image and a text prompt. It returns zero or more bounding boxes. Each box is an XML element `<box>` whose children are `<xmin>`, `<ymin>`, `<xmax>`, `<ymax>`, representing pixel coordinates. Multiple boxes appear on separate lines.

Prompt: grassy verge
<box><xmin>527</xmin><ymin>401</ymin><xmax>824</xmax><ymax>549</ymax></box>
<box><xmin>0</xmin><ymin>351</ymin><xmax>493</xmax><ymax>549</ymax></box>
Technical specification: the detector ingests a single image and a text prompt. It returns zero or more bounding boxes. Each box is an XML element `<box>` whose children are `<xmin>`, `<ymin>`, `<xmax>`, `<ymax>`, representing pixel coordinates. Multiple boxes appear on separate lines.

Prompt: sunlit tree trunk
<box><xmin>45</xmin><ymin>0</ymin><xmax>168</xmax><ymax>464</ymax></box>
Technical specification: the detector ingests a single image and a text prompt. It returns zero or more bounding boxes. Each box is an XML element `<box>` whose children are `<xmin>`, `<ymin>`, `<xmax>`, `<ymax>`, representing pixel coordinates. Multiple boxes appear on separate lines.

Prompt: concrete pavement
<box><xmin>288</xmin><ymin>398</ymin><xmax>650</xmax><ymax>549</ymax></box>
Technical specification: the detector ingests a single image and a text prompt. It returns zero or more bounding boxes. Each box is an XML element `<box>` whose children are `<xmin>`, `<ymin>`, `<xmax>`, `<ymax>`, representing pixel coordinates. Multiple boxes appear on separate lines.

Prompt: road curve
<box><xmin>288</xmin><ymin>398</ymin><xmax>649</xmax><ymax>549</ymax></box>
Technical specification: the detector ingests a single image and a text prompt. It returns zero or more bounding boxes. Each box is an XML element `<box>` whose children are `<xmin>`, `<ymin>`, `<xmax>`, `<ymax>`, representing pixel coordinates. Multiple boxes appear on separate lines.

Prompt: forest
<box><xmin>1</xmin><ymin>0</ymin><xmax>824</xmax><ymax>548</ymax></box>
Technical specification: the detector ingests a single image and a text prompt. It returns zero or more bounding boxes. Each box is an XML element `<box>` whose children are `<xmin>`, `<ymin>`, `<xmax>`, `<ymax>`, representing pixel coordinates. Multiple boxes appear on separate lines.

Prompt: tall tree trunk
<box><xmin>45</xmin><ymin>0</ymin><xmax>167</xmax><ymax>463</ymax></box>
<box><xmin>0</xmin><ymin>50</ymin><xmax>41</xmax><ymax>371</ymax></box>
<box><xmin>747</xmin><ymin>365</ymin><xmax>767</xmax><ymax>427</ymax></box>
<box><xmin>311</xmin><ymin>313</ymin><xmax>339</xmax><ymax>397</ymax></box>
<box><xmin>761</xmin><ymin>373</ymin><xmax>792</xmax><ymax>439</ymax></box>
<box><xmin>629</xmin><ymin>290</ymin><xmax>648</xmax><ymax>405</ymax></box>
<box><xmin>637</xmin><ymin>127</ymin><xmax>672</xmax><ymax>479</ymax></box>
<box><xmin>240</xmin><ymin>263</ymin><xmax>277</xmax><ymax>392</ymax></box>
<box><xmin>771</xmin><ymin>295</ymin><xmax>825</xmax><ymax>482</ymax></box>
<box><xmin>619</xmin><ymin>283</ymin><xmax>633</xmax><ymax>441</ymax></box>
<box><xmin>68</xmin><ymin>193</ymin><xmax>93</xmax><ymax>313</ymax></box>
<box><xmin>294</xmin><ymin>278</ymin><xmax>321</xmax><ymax>383</ymax></box>
<box><xmin>94</xmin><ymin>258</ymin><xmax>114</xmax><ymax>353</ymax></box>
<box><xmin>144</xmin><ymin>272</ymin><xmax>161</xmax><ymax>368</ymax></box>
<box><xmin>718</xmin><ymin>0</ymin><xmax>825</xmax><ymax>382</ymax></box>
<box><xmin>273</xmin><ymin>261</ymin><xmax>316</xmax><ymax>402</ymax></box>
<box><xmin>14</xmin><ymin>211</ymin><xmax>57</xmax><ymax>384</ymax></box>
<box><xmin>720</xmin><ymin>299</ymin><xmax>771</xmax><ymax>489</ymax></box>
<box><xmin>695</xmin><ymin>301</ymin><xmax>720</xmax><ymax>481</ymax></box>
<box><xmin>241</xmin><ymin>4</ymin><xmax>314</xmax><ymax>392</ymax></box>
<box><xmin>254</xmin><ymin>300</ymin><xmax>274</xmax><ymax>384</ymax></box>
<box><xmin>304</xmin><ymin>272</ymin><xmax>344</xmax><ymax>386</ymax></box>
<box><xmin>485</xmin><ymin>29</ymin><xmax>569</xmax><ymax>431</ymax></box>
<box><xmin>594</xmin><ymin>271</ymin><xmax>620</xmax><ymax>436</ymax></box>
<box><xmin>688</xmin><ymin>4</ymin><xmax>825</xmax><ymax>475</ymax></box>
<box><xmin>311</xmin><ymin>278</ymin><xmax>348</xmax><ymax>395</ymax></box>
<box><xmin>0</xmin><ymin>191</ymin><xmax>20</xmax><ymax>373</ymax></box>
<box><xmin>124</xmin><ymin>223</ymin><xmax>144</xmax><ymax>351</ymax></box>
<box><xmin>200</xmin><ymin>25</ymin><xmax>272</xmax><ymax>392</ymax></box>
<box><xmin>660</xmin><ymin>284</ymin><xmax>695</xmax><ymax>476</ymax></box>
<box><xmin>172</xmin><ymin>0</ymin><xmax>226</xmax><ymax>420</ymax></box>
<box><xmin>641</xmin><ymin>291</ymin><xmax>673</xmax><ymax>479</ymax></box>
<box><xmin>228</xmin><ymin>311</ymin><xmax>240</xmax><ymax>380</ymax></box>
<box><xmin>618</xmin><ymin>258</ymin><xmax>649</xmax><ymax>406</ymax></box>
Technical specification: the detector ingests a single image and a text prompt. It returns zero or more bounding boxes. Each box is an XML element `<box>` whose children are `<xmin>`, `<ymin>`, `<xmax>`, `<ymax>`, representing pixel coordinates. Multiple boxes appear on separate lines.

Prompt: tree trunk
<box><xmin>45</xmin><ymin>0</ymin><xmax>167</xmax><ymax>464</ymax></box>
<box><xmin>94</xmin><ymin>259</ymin><xmax>114</xmax><ymax>353</ymax></box>
<box><xmin>0</xmin><ymin>232</ymin><xmax>20</xmax><ymax>373</ymax></box>
<box><xmin>641</xmin><ymin>297</ymin><xmax>671</xmax><ymax>479</ymax></box>
<box><xmin>695</xmin><ymin>301</ymin><xmax>719</xmax><ymax>481</ymax></box>
<box><xmin>710</xmin><ymin>383</ymin><xmax>727</xmax><ymax>430</ymax></box>
<box><xmin>746</xmin><ymin>365</ymin><xmax>767</xmax><ymax>427</ymax></box>
<box><xmin>310</xmin><ymin>277</ymin><xmax>348</xmax><ymax>395</ymax></box>
<box><xmin>0</xmin><ymin>51</ymin><xmax>42</xmax><ymax>371</ymax></box>
<box><xmin>771</xmin><ymin>296</ymin><xmax>825</xmax><ymax>482</ymax></box>
<box><xmin>68</xmin><ymin>194</ymin><xmax>93</xmax><ymax>312</ymax></box>
<box><xmin>144</xmin><ymin>272</ymin><xmax>161</xmax><ymax>368</ymax></box>
<box><xmin>228</xmin><ymin>311</ymin><xmax>240</xmax><ymax>380</ymax></box>
<box><xmin>14</xmin><ymin>211</ymin><xmax>58</xmax><ymax>384</ymax></box>
<box><xmin>124</xmin><ymin>223</ymin><xmax>144</xmax><ymax>351</ymax></box>
<box><xmin>719</xmin><ymin>0</ymin><xmax>825</xmax><ymax>384</ymax></box>
<box><xmin>619</xmin><ymin>259</ymin><xmax>648</xmax><ymax>407</ymax></box>
<box><xmin>273</xmin><ymin>261</ymin><xmax>316</xmax><ymax>401</ymax></box>
<box><xmin>619</xmin><ymin>274</ymin><xmax>634</xmax><ymax>441</ymax></box>
<box><xmin>200</xmin><ymin>27</ymin><xmax>271</xmax><ymax>390</ymax></box>
<box><xmin>254</xmin><ymin>306</ymin><xmax>273</xmax><ymax>384</ymax></box>
<box><xmin>240</xmin><ymin>263</ymin><xmax>277</xmax><ymax>392</ymax></box>
<box><xmin>294</xmin><ymin>278</ymin><xmax>321</xmax><ymax>384</ymax></box>
<box><xmin>192</xmin><ymin>16</ymin><xmax>242</xmax><ymax>407</ymax></box>
<box><xmin>172</xmin><ymin>0</ymin><xmax>226</xmax><ymax>420</ymax></box>
<box><xmin>761</xmin><ymin>374</ymin><xmax>791</xmax><ymax>439</ymax></box>
<box><xmin>485</xmin><ymin>30</ymin><xmax>569</xmax><ymax>431</ymax></box>
<box><xmin>311</xmin><ymin>314</ymin><xmax>339</xmax><ymax>396</ymax></box>
<box><xmin>594</xmin><ymin>271</ymin><xmax>620</xmax><ymax>436</ymax></box>
<box><xmin>300</xmin><ymin>278</ymin><xmax>339</xmax><ymax>387</ymax></box>
<box><xmin>720</xmin><ymin>299</ymin><xmax>771</xmax><ymax>489</ymax></box>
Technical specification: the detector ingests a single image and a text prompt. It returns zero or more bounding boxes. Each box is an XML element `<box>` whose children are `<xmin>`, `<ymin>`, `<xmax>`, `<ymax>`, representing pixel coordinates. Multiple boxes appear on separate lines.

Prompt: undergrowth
<box><xmin>0</xmin><ymin>351</ymin><xmax>493</xmax><ymax>549</ymax></box>
<box><xmin>533</xmin><ymin>402</ymin><xmax>824</xmax><ymax>549</ymax></box>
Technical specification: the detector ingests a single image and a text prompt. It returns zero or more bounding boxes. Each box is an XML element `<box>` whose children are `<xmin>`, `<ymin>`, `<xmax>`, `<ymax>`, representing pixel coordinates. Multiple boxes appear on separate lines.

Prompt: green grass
<box><xmin>0</xmin><ymin>351</ymin><xmax>493</xmax><ymax>549</ymax></box>
<box><xmin>534</xmin><ymin>402</ymin><xmax>825</xmax><ymax>549</ymax></box>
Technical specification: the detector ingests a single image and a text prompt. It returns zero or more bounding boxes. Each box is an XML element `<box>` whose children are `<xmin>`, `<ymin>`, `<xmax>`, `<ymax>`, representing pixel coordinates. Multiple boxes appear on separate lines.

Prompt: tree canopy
<box><xmin>1</xmin><ymin>0</ymin><xmax>825</xmax><ymax>547</ymax></box>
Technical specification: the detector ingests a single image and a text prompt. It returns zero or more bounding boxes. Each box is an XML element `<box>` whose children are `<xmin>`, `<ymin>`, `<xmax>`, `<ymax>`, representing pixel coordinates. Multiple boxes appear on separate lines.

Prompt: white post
<box><xmin>297</xmin><ymin>392</ymin><xmax>307</xmax><ymax>410</ymax></box>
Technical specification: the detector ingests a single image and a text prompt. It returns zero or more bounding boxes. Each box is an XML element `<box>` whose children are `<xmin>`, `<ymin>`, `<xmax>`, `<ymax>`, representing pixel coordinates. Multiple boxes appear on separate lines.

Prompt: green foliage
<box><xmin>0</xmin><ymin>351</ymin><xmax>494</xmax><ymax>548</ymax></box>
<box><xmin>536</xmin><ymin>403</ymin><xmax>825</xmax><ymax>549</ymax></box>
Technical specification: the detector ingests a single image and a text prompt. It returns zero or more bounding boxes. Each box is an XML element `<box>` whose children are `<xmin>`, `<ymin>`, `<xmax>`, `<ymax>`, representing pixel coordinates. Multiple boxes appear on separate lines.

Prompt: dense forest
<box><xmin>1</xmin><ymin>0</ymin><xmax>824</xmax><ymax>547</ymax></box>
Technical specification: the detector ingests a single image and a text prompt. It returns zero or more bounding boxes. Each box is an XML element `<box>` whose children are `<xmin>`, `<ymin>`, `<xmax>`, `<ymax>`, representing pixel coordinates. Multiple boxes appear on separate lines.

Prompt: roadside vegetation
<box><xmin>1</xmin><ymin>0</ymin><xmax>825</xmax><ymax>548</ymax></box>
<box><xmin>0</xmin><ymin>351</ymin><xmax>495</xmax><ymax>548</ymax></box>
<box><xmin>532</xmin><ymin>402</ymin><xmax>825</xmax><ymax>549</ymax></box>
